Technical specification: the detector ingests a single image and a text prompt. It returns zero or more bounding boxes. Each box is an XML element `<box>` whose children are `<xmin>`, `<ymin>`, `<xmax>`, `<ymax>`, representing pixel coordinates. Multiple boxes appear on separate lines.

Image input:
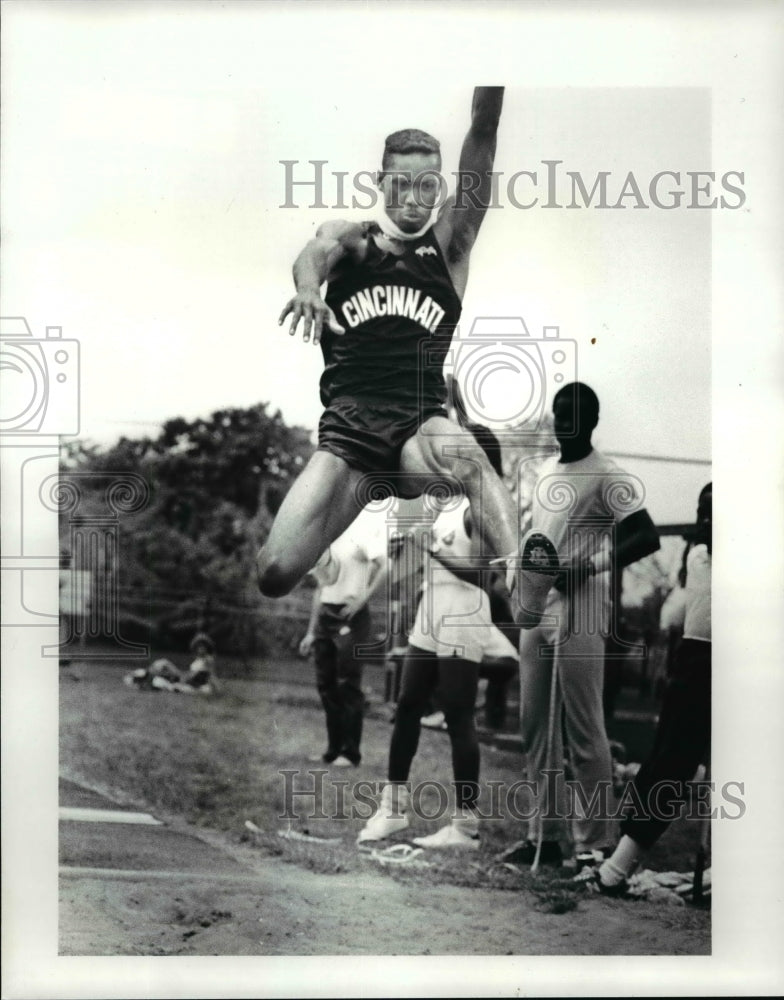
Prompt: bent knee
<box><xmin>405</xmin><ymin>427</ymin><xmax>485</xmax><ymax>482</ymax></box>
<box><xmin>443</xmin><ymin>441</ymin><xmax>491</xmax><ymax>481</ymax></box>
<box><xmin>430</xmin><ymin>452</ymin><xmax>482</xmax><ymax>489</ymax></box>
<box><xmin>256</xmin><ymin>547</ymin><xmax>299</xmax><ymax>598</ymax></box>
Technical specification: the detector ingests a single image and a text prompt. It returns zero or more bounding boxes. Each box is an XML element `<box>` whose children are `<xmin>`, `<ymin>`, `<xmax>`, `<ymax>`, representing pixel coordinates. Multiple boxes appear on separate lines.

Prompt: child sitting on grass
<box><xmin>124</xmin><ymin>632</ymin><xmax>219</xmax><ymax>695</ymax></box>
<box><xmin>173</xmin><ymin>632</ymin><xmax>218</xmax><ymax>695</ymax></box>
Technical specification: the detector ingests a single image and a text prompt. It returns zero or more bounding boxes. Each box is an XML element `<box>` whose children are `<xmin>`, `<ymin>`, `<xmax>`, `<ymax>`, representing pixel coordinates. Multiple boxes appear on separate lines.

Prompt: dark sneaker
<box><xmin>573</xmin><ymin>845</ymin><xmax>616</xmax><ymax>873</ymax></box>
<box><xmin>575</xmin><ymin>868</ymin><xmax>629</xmax><ymax>898</ymax></box>
<box><xmin>496</xmin><ymin>839</ymin><xmax>563</xmax><ymax>866</ymax></box>
<box><xmin>517</xmin><ymin>531</ymin><xmax>561</xmax><ymax>627</ymax></box>
<box><xmin>521</xmin><ymin>531</ymin><xmax>560</xmax><ymax>574</ymax></box>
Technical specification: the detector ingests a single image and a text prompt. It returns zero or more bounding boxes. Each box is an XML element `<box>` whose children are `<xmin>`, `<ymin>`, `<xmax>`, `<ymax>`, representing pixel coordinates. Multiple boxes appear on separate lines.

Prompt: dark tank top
<box><xmin>320</xmin><ymin>222</ymin><xmax>462</xmax><ymax>408</ymax></box>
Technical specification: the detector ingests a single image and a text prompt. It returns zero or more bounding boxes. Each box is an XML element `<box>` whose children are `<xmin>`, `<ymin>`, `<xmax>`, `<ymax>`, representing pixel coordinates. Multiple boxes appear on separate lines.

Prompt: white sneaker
<box><xmin>357</xmin><ymin>784</ymin><xmax>411</xmax><ymax>843</ymax></box>
<box><xmin>413</xmin><ymin>821</ymin><xmax>480</xmax><ymax>850</ymax></box>
<box><xmin>420</xmin><ymin>710</ymin><xmax>447</xmax><ymax>730</ymax></box>
<box><xmin>331</xmin><ymin>755</ymin><xmax>355</xmax><ymax>767</ymax></box>
<box><xmin>357</xmin><ymin>811</ymin><xmax>410</xmax><ymax>843</ymax></box>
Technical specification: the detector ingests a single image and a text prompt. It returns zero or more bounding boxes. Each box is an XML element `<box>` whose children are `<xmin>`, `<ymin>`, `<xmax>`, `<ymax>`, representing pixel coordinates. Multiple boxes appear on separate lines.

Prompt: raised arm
<box><xmin>436</xmin><ymin>87</ymin><xmax>504</xmax><ymax>269</ymax></box>
<box><xmin>278</xmin><ymin>220</ymin><xmax>366</xmax><ymax>345</ymax></box>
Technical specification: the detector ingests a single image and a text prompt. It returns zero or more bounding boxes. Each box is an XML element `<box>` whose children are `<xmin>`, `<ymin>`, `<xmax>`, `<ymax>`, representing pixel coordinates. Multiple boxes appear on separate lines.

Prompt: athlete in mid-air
<box><xmin>258</xmin><ymin>87</ymin><xmax>548</xmax><ymax>622</ymax></box>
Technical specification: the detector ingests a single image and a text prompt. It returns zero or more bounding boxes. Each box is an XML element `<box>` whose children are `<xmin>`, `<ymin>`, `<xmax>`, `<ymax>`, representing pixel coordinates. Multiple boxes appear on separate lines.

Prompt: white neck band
<box><xmin>375</xmin><ymin>210</ymin><xmax>436</xmax><ymax>242</ymax></box>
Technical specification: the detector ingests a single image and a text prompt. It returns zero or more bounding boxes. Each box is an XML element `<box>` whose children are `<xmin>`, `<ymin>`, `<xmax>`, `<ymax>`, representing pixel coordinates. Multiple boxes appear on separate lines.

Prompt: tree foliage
<box><xmin>60</xmin><ymin>404</ymin><xmax>314</xmax><ymax>657</ymax></box>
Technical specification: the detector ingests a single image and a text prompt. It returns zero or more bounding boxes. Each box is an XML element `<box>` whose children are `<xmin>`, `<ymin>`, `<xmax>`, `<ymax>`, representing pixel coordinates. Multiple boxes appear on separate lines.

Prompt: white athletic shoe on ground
<box><xmin>420</xmin><ymin>710</ymin><xmax>447</xmax><ymax>730</ymax></box>
<box><xmin>331</xmin><ymin>755</ymin><xmax>355</xmax><ymax>767</ymax></box>
<box><xmin>357</xmin><ymin>784</ymin><xmax>411</xmax><ymax>843</ymax></box>
<box><xmin>357</xmin><ymin>811</ymin><xmax>410</xmax><ymax>843</ymax></box>
<box><xmin>413</xmin><ymin>821</ymin><xmax>480</xmax><ymax>850</ymax></box>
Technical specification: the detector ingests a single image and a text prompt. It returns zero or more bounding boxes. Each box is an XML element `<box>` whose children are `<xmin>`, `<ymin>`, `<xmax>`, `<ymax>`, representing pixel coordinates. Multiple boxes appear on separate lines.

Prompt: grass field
<box><xmin>60</xmin><ymin>654</ymin><xmax>706</xmax><ymax>912</ymax></box>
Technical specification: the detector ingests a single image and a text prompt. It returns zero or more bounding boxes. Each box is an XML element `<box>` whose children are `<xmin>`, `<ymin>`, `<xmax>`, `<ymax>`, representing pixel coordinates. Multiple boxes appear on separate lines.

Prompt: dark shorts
<box><xmin>317</xmin><ymin>396</ymin><xmax>447</xmax><ymax>477</ymax></box>
<box><xmin>185</xmin><ymin>669</ymin><xmax>212</xmax><ymax>689</ymax></box>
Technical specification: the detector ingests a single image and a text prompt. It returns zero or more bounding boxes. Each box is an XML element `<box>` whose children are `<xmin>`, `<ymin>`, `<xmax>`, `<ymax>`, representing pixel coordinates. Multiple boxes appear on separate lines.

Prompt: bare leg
<box><xmin>256</xmin><ymin>450</ymin><xmax>365</xmax><ymax>597</ymax></box>
<box><xmin>399</xmin><ymin>416</ymin><xmax>517</xmax><ymax>559</ymax></box>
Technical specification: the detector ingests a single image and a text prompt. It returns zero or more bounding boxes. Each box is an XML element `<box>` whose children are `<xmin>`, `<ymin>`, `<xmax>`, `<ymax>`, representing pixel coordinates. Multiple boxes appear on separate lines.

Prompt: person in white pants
<box><xmin>509</xmin><ymin>382</ymin><xmax>660</xmax><ymax>869</ymax></box>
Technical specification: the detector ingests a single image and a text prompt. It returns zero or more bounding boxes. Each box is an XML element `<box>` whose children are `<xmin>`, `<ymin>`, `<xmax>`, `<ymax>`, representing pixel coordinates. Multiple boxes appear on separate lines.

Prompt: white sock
<box><xmin>381</xmin><ymin>782</ymin><xmax>410</xmax><ymax>816</ymax></box>
<box><xmin>599</xmin><ymin>835</ymin><xmax>643</xmax><ymax>885</ymax></box>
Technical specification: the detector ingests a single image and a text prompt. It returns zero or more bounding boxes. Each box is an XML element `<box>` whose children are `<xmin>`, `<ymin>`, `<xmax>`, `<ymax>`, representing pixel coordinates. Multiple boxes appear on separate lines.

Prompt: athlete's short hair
<box><xmin>382</xmin><ymin>129</ymin><xmax>441</xmax><ymax>173</ymax></box>
<box><xmin>553</xmin><ymin>381</ymin><xmax>600</xmax><ymax>426</ymax></box>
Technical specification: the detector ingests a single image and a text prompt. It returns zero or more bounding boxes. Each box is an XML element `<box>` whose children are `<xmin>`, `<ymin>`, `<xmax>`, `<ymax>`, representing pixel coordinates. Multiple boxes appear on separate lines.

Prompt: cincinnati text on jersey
<box><xmin>340</xmin><ymin>286</ymin><xmax>447</xmax><ymax>333</ymax></box>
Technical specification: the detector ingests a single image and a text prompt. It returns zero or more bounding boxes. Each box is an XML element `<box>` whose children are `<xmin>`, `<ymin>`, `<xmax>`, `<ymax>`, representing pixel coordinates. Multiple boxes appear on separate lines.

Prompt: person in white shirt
<box><xmin>357</xmin><ymin>427</ymin><xmax>521</xmax><ymax>850</ymax></box>
<box><xmin>655</xmin><ymin>557</ymin><xmax>688</xmax><ymax>696</ymax></box>
<box><xmin>589</xmin><ymin>483</ymin><xmax>712</xmax><ymax>895</ymax></box>
<box><xmin>510</xmin><ymin>382</ymin><xmax>661</xmax><ymax>868</ymax></box>
<box><xmin>300</xmin><ymin>506</ymin><xmax>387</xmax><ymax>767</ymax></box>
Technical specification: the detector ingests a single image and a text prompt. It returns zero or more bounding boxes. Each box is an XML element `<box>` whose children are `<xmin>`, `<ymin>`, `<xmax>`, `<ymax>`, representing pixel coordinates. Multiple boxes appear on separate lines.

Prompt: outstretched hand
<box><xmin>278</xmin><ymin>290</ymin><xmax>345</xmax><ymax>345</ymax></box>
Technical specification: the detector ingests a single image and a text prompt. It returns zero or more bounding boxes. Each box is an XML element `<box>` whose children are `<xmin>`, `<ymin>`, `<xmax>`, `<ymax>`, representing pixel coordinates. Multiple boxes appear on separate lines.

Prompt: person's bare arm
<box><xmin>342</xmin><ymin>555</ymin><xmax>387</xmax><ymax>619</ymax></box>
<box><xmin>278</xmin><ymin>220</ymin><xmax>366</xmax><ymax>344</ymax></box>
<box><xmin>363</xmin><ymin>556</ymin><xmax>387</xmax><ymax>603</ymax></box>
<box><xmin>429</xmin><ymin>550</ymin><xmax>485</xmax><ymax>587</ymax></box>
<box><xmin>427</xmin><ymin>507</ymin><xmax>493</xmax><ymax>587</ymax></box>
<box><xmin>299</xmin><ymin>586</ymin><xmax>322</xmax><ymax>656</ymax></box>
<box><xmin>435</xmin><ymin>87</ymin><xmax>504</xmax><ymax>281</ymax></box>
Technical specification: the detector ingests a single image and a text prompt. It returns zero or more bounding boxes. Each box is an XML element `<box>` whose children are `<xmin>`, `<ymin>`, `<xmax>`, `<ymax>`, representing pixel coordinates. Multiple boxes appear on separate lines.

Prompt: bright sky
<box><xmin>0</xmin><ymin>3</ymin><xmax>777</xmax><ymax>529</ymax></box>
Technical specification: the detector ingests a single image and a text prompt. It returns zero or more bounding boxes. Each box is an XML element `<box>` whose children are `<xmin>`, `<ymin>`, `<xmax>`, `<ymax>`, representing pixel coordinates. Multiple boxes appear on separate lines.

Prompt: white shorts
<box><xmin>408</xmin><ymin>578</ymin><xmax>517</xmax><ymax>664</ymax></box>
